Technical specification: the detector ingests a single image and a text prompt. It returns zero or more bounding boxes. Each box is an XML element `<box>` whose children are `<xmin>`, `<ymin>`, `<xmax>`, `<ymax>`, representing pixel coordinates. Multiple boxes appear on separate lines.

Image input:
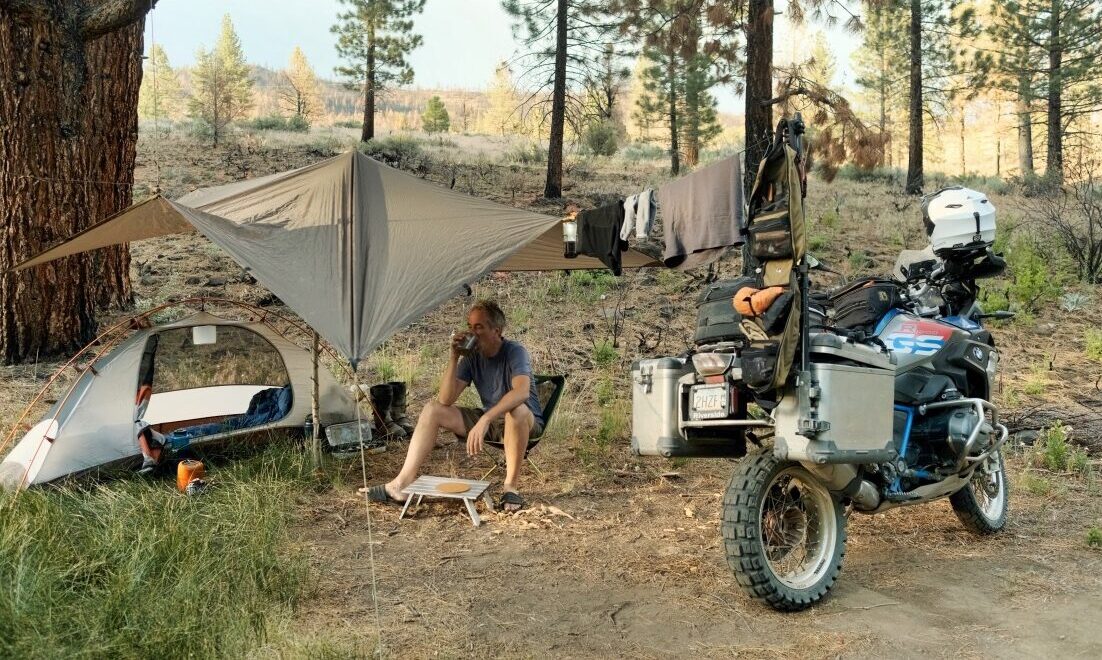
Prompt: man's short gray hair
<box><xmin>470</xmin><ymin>299</ymin><xmax>506</xmax><ymax>330</ymax></box>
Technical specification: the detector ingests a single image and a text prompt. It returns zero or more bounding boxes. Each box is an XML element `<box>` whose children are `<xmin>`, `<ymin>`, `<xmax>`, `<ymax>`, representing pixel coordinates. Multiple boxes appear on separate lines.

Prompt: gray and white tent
<box><xmin>0</xmin><ymin>312</ymin><xmax>357</xmax><ymax>490</ymax></box>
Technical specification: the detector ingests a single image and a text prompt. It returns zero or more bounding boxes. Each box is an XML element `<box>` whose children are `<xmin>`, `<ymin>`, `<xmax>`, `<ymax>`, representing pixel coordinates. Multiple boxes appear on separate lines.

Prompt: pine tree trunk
<box><xmin>959</xmin><ymin>111</ymin><xmax>966</xmax><ymax>176</ymax></box>
<box><xmin>1</xmin><ymin>2</ymin><xmax>146</xmax><ymax>364</ymax></box>
<box><xmin>744</xmin><ymin>0</ymin><xmax>773</xmax><ymax>195</ymax></box>
<box><xmin>667</xmin><ymin>52</ymin><xmax>680</xmax><ymax>176</ymax></box>
<box><xmin>543</xmin><ymin>0</ymin><xmax>566</xmax><ymax>199</ymax></box>
<box><xmin>362</xmin><ymin>20</ymin><xmax>376</xmax><ymax>143</ymax></box>
<box><xmin>905</xmin><ymin>0</ymin><xmax>924</xmax><ymax>195</ymax></box>
<box><xmin>879</xmin><ymin>59</ymin><xmax>888</xmax><ymax>168</ymax></box>
<box><xmin>1045</xmin><ymin>0</ymin><xmax>1063</xmax><ymax>184</ymax></box>
<box><xmin>1017</xmin><ymin>74</ymin><xmax>1035</xmax><ymax>176</ymax></box>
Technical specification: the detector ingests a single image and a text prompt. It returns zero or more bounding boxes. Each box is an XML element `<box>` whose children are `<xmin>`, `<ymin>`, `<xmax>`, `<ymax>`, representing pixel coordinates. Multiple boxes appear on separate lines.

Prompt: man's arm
<box><xmin>437</xmin><ymin>337</ymin><xmax>469</xmax><ymax>406</ymax></box>
<box><xmin>479</xmin><ymin>374</ymin><xmax>531</xmax><ymax>422</ymax></box>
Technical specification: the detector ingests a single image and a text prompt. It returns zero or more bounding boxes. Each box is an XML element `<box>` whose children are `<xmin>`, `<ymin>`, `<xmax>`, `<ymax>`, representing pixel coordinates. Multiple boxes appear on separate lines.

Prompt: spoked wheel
<box><xmin>950</xmin><ymin>447</ymin><xmax>1008</xmax><ymax>534</ymax></box>
<box><xmin>721</xmin><ymin>447</ymin><xmax>846</xmax><ymax>611</ymax></box>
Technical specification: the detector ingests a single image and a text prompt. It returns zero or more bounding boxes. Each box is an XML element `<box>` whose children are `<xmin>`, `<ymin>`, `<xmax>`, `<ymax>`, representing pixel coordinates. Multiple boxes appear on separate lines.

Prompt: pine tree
<box><xmin>503</xmin><ymin>0</ymin><xmax>616</xmax><ymax>197</ymax></box>
<box><xmin>615</xmin><ymin>0</ymin><xmax>739</xmax><ymax>174</ymax></box>
<box><xmin>807</xmin><ymin>31</ymin><xmax>836</xmax><ymax>88</ymax></box>
<box><xmin>853</xmin><ymin>0</ymin><xmax>910</xmax><ymax>167</ymax></box>
<box><xmin>138</xmin><ymin>44</ymin><xmax>184</xmax><ymax>122</ymax></box>
<box><xmin>188</xmin><ymin>14</ymin><xmax>254</xmax><ymax>145</ymax></box>
<box><xmin>988</xmin><ymin>0</ymin><xmax>1102</xmax><ymax>183</ymax></box>
<box><xmin>421</xmin><ymin>95</ymin><xmax>450</xmax><ymax>133</ymax></box>
<box><xmin>483</xmin><ymin>62</ymin><xmax>522</xmax><ymax>136</ymax></box>
<box><xmin>332</xmin><ymin>0</ymin><xmax>425</xmax><ymax>143</ymax></box>
<box><xmin>904</xmin><ymin>0</ymin><xmax>979</xmax><ymax>194</ymax></box>
<box><xmin>280</xmin><ymin>46</ymin><xmax>324</xmax><ymax>126</ymax></box>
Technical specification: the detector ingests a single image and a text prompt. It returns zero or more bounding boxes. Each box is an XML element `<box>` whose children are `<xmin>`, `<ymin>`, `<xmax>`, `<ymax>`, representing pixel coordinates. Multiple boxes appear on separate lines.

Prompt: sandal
<box><xmin>362</xmin><ymin>483</ymin><xmax>406</xmax><ymax>505</ymax></box>
<box><xmin>497</xmin><ymin>491</ymin><xmax>526</xmax><ymax>512</ymax></box>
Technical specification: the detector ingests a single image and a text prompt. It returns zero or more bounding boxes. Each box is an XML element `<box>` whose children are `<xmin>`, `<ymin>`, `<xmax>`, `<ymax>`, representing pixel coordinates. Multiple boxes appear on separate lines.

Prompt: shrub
<box><xmin>1089</xmin><ymin>526</ymin><xmax>1102</xmax><ymax>549</ymax></box>
<box><xmin>836</xmin><ymin>164</ymin><xmax>904</xmax><ymax>186</ymax></box>
<box><xmin>619</xmin><ymin>141</ymin><xmax>666</xmax><ymax>162</ymax></box>
<box><xmin>593</xmin><ymin>340</ymin><xmax>619</xmax><ymax>367</ymax></box>
<box><xmin>1086</xmin><ymin>329</ymin><xmax>1102</xmax><ymax>362</ymax></box>
<box><xmin>1038</xmin><ymin>423</ymin><xmax>1070</xmax><ymax>472</ymax></box>
<box><xmin>1060</xmin><ymin>291</ymin><xmax>1091</xmax><ymax>312</ymax></box>
<box><xmin>1006</xmin><ymin>239</ymin><xmax>1062</xmax><ymax>313</ymax></box>
<box><xmin>583</xmin><ymin>119</ymin><xmax>619</xmax><ymax>157</ymax></box>
<box><xmin>248</xmin><ymin>114</ymin><xmax>309</xmax><ymax>132</ymax></box>
<box><xmin>505</xmin><ymin>141</ymin><xmax>546</xmax><ymax>165</ymax></box>
<box><xmin>358</xmin><ymin>135</ymin><xmax>424</xmax><ymax>170</ymax></box>
<box><xmin>333</xmin><ymin>119</ymin><xmax>361</xmax><ymax>129</ymax></box>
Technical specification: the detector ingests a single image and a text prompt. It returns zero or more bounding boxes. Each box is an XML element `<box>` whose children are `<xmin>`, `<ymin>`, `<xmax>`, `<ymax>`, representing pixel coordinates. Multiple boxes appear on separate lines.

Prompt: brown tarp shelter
<box><xmin>16</xmin><ymin>151</ymin><xmax>656</xmax><ymax>364</ymax></box>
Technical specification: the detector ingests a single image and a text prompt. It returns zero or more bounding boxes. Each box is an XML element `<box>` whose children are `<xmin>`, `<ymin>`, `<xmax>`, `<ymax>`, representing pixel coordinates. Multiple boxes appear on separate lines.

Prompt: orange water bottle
<box><xmin>176</xmin><ymin>459</ymin><xmax>205</xmax><ymax>492</ymax></box>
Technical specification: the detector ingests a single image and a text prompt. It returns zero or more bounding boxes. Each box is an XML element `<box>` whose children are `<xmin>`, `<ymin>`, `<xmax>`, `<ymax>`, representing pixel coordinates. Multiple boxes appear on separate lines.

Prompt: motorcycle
<box><xmin>630</xmin><ymin>118</ymin><xmax>1012</xmax><ymax>611</ymax></box>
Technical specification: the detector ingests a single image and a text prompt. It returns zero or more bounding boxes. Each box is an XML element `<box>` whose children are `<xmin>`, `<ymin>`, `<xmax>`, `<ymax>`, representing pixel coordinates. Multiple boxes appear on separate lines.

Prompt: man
<box><xmin>366</xmin><ymin>300</ymin><xmax>544</xmax><ymax>512</ymax></box>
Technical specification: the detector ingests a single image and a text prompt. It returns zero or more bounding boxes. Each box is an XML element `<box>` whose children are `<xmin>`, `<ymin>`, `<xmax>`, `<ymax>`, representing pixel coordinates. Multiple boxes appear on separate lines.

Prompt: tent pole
<box><xmin>310</xmin><ymin>331</ymin><xmax>323</xmax><ymax>469</ymax></box>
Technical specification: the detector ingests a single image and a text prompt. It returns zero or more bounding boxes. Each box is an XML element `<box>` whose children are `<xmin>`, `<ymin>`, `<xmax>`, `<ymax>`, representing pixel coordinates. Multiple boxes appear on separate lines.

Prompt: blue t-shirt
<box><xmin>456</xmin><ymin>339</ymin><xmax>543</xmax><ymax>426</ymax></box>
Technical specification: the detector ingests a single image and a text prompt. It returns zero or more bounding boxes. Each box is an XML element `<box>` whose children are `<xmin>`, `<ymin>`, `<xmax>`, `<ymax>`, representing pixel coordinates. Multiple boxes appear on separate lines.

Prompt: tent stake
<box><xmin>310</xmin><ymin>331</ymin><xmax>323</xmax><ymax>469</ymax></box>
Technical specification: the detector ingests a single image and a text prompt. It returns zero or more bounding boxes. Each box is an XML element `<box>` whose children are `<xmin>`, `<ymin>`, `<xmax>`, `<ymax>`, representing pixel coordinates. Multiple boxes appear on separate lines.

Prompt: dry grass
<box><xmin>3</xmin><ymin>127</ymin><xmax>1102</xmax><ymax>657</ymax></box>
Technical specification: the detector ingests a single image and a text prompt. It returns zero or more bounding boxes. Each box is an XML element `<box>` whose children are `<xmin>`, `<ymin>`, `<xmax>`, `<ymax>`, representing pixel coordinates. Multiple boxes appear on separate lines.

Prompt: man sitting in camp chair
<box><xmin>367</xmin><ymin>300</ymin><xmax>544</xmax><ymax>512</ymax></box>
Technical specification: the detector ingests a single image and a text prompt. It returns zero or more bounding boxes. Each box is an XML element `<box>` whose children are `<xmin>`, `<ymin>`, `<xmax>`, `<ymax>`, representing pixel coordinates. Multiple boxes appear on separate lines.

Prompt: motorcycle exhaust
<box><xmin>800</xmin><ymin>462</ymin><xmax>882</xmax><ymax>511</ymax></box>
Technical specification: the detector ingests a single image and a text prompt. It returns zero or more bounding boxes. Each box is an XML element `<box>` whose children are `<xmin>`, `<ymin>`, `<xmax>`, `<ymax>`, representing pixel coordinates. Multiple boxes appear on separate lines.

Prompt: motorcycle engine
<box><xmin>899</xmin><ymin>407</ymin><xmax>990</xmax><ymax>477</ymax></box>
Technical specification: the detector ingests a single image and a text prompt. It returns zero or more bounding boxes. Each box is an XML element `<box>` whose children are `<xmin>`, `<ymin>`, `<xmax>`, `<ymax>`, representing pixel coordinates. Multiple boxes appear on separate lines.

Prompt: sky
<box><xmin>143</xmin><ymin>0</ymin><xmax>861</xmax><ymax>115</ymax></box>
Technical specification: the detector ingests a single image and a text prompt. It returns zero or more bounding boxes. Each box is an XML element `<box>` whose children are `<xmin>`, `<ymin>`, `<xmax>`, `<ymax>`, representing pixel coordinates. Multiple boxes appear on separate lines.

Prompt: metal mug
<box><xmin>457</xmin><ymin>334</ymin><xmax>478</xmax><ymax>355</ymax></box>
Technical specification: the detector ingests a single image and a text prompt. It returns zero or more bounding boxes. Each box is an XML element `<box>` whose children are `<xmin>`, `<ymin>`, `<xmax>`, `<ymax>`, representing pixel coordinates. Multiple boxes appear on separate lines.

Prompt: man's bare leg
<box><xmin>383</xmin><ymin>400</ymin><xmax>465</xmax><ymax>501</ymax></box>
<box><xmin>501</xmin><ymin>405</ymin><xmax>535</xmax><ymax>511</ymax></box>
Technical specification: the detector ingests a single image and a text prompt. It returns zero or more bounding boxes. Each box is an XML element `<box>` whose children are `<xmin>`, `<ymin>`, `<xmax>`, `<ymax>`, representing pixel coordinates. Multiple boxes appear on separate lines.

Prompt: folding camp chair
<box><xmin>481</xmin><ymin>374</ymin><xmax>565</xmax><ymax>480</ymax></box>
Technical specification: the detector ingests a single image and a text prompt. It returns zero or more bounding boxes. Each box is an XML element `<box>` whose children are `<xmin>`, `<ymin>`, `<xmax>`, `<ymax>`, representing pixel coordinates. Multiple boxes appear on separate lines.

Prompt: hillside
<box><xmin>2</xmin><ymin>127</ymin><xmax>1100</xmax><ymax>657</ymax></box>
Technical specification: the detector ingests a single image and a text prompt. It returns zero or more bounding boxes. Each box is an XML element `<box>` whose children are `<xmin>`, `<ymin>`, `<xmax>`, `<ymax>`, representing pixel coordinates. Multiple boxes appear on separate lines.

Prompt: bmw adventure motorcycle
<box><xmin>630</xmin><ymin>118</ymin><xmax>1012</xmax><ymax>611</ymax></box>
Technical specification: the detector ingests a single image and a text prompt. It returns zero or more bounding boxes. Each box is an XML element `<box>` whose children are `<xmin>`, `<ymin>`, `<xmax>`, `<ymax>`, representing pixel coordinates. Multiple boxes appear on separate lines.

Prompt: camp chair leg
<box><xmin>526</xmin><ymin>456</ymin><xmax>544</xmax><ymax>478</ymax></box>
<box><xmin>463</xmin><ymin>497</ymin><xmax>482</xmax><ymax>527</ymax></box>
<box><xmin>480</xmin><ymin>462</ymin><xmax>500</xmax><ymax>481</ymax></box>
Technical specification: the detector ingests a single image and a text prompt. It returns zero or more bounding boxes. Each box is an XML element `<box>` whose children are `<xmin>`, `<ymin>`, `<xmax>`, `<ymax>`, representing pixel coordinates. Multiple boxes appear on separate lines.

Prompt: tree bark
<box><xmin>543</xmin><ymin>0</ymin><xmax>567</xmax><ymax>199</ymax></box>
<box><xmin>1</xmin><ymin>1</ymin><xmax>148</xmax><ymax>364</ymax></box>
<box><xmin>744</xmin><ymin>0</ymin><xmax>773</xmax><ymax>195</ymax></box>
<box><xmin>1045</xmin><ymin>0</ymin><xmax>1063</xmax><ymax>184</ymax></box>
<box><xmin>1017</xmin><ymin>73</ymin><xmax>1035</xmax><ymax>176</ymax></box>
<box><xmin>361</xmin><ymin>18</ymin><xmax>376</xmax><ymax>142</ymax></box>
<box><xmin>667</xmin><ymin>49</ymin><xmax>680</xmax><ymax>176</ymax></box>
<box><xmin>905</xmin><ymin>0</ymin><xmax>924</xmax><ymax>195</ymax></box>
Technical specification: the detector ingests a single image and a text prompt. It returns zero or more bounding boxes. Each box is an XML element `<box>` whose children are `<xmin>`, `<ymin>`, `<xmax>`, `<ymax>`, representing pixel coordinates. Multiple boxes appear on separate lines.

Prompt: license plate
<box><xmin>690</xmin><ymin>383</ymin><xmax>730</xmax><ymax>420</ymax></box>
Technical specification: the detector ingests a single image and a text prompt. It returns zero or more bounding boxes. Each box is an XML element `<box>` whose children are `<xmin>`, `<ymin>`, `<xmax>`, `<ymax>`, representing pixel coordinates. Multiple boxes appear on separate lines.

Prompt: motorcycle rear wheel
<box><xmin>950</xmin><ymin>447</ymin><xmax>1008</xmax><ymax>534</ymax></box>
<box><xmin>721</xmin><ymin>447</ymin><xmax>846</xmax><ymax>612</ymax></box>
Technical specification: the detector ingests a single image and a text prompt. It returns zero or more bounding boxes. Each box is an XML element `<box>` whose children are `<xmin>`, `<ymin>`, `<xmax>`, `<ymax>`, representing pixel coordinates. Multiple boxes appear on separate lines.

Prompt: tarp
<box><xmin>16</xmin><ymin>151</ymin><xmax>657</xmax><ymax>363</ymax></box>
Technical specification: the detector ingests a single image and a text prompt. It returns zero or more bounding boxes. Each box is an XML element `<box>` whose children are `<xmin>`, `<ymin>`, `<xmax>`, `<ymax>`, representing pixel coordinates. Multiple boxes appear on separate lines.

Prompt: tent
<box><xmin>0</xmin><ymin>311</ymin><xmax>359</xmax><ymax>490</ymax></box>
<box><xmin>15</xmin><ymin>150</ymin><xmax>657</xmax><ymax>365</ymax></box>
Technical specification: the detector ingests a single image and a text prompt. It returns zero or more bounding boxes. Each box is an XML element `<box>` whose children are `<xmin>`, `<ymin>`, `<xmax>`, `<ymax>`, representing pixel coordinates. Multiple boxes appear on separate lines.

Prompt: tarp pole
<box><xmin>310</xmin><ymin>331</ymin><xmax>323</xmax><ymax>468</ymax></box>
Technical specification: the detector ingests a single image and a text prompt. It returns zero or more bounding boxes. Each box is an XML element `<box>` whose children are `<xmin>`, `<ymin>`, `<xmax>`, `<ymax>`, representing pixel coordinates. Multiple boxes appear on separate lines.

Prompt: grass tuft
<box><xmin>0</xmin><ymin>442</ymin><xmax>313</xmax><ymax>658</ymax></box>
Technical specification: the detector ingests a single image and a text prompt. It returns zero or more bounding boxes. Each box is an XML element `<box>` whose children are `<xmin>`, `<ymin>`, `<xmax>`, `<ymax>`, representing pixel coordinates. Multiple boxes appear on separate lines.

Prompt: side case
<box><xmin>631</xmin><ymin>357</ymin><xmax>692</xmax><ymax>457</ymax></box>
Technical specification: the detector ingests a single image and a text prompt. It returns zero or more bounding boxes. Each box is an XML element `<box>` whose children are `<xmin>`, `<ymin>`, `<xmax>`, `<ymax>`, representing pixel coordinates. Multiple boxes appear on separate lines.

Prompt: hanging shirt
<box><xmin>657</xmin><ymin>156</ymin><xmax>745</xmax><ymax>270</ymax></box>
<box><xmin>620</xmin><ymin>188</ymin><xmax>657</xmax><ymax>240</ymax></box>
<box><xmin>576</xmin><ymin>201</ymin><xmax>626</xmax><ymax>275</ymax></box>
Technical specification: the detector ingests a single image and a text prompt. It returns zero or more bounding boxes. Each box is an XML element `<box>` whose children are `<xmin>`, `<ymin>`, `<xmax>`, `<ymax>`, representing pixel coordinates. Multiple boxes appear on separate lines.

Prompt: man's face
<box><xmin>467</xmin><ymin>309</ymin><xmax>501</xmax><ymax>349</ymax></box>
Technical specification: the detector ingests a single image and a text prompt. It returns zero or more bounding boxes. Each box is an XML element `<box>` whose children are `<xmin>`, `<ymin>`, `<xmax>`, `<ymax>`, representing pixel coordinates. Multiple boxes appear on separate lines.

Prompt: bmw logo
<box><xmin>972</xmin><ymin>346</ymin><xmax>984</xmax><ymax>361</ymax></box>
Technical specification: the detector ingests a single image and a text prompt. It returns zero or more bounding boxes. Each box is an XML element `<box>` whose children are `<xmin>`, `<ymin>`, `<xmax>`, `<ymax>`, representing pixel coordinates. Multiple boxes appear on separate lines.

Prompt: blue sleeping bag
<box><xmin>167</xmin><ymin>385</ymin><xmax>293</xmax><ymax>448</ymax></box>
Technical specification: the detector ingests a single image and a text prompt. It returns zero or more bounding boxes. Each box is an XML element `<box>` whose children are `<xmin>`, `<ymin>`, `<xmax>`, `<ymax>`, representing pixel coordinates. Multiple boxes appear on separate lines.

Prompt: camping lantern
<box><xmin>562</xmin><ymin>216</ymin><xmax>578</xmax><ymax>259</ymax></box>
<box><xmin>192</xmin><ymin>325</ymin><xmax>217</xmax><ymax>345</ymax></box>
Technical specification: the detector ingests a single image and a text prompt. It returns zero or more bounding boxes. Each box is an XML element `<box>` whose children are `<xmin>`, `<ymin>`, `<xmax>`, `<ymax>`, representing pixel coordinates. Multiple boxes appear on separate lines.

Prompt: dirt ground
<box><xmin>5</xmin><ymin>133</ymin><xmax>1102</xmax><ymax>658</ymax></box>
<box><xmin>281</xmin><ymin>434</ymin><xmax>1102</xmax><ymax>659</ymax></box>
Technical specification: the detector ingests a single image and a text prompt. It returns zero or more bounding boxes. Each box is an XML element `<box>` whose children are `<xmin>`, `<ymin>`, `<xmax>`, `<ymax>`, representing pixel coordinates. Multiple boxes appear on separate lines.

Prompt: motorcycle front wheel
<box><xmin>721</xmin><ymin>447</ymin><xmax>846</xmax><ymax>612</ymax></box>
<box><xmin>950</xmin><ymin>447</ymin><xmax>1009</xmax><ymax>534</ymax></box>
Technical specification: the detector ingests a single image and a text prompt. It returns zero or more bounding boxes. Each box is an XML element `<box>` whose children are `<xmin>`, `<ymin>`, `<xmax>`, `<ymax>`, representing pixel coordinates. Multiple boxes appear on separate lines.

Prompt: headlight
<box><xmin>691</xmin><ymin>352</ymin><xmax>733</xmax><ymax>376</ymax></box>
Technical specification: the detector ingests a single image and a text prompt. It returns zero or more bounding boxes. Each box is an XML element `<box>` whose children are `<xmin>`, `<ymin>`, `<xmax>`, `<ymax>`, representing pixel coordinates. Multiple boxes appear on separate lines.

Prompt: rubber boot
<box><xmin>369</xmin><ymin>384</ymin><xmax>407</xmax><ymax>439</ymax></box>
<box><xmin>388</xmin><ymin>381</ymin><xmax>416</xmax><ymax>436</ymax></box>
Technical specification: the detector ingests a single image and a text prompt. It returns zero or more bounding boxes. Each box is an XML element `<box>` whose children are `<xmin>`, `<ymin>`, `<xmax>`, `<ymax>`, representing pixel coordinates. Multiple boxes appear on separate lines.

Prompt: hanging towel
<box><xmin>577</xmin><ymin>201</ymin><xmax>626</xmax><ymax>275</ymax></box>
<box><xmin>657</xmin><ymin>156</ymin><xmax>745</xmax><ymax>270</ymax></box>
<box><xmin>620</xmin><ymin>188</ymin><xmax>657</xmax><ymax>240</ymax></box>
